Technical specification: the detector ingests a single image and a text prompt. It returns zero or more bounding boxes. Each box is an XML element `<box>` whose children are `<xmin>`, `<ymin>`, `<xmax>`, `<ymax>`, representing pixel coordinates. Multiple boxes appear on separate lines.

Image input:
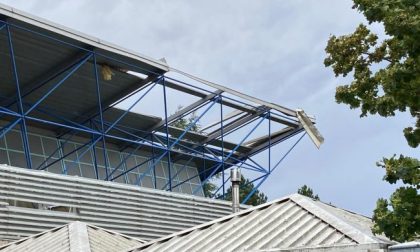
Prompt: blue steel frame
<box><xmin>0</xmin><ymin>20</ymin><xmax>306</xmax><ymax>204</ymax></box>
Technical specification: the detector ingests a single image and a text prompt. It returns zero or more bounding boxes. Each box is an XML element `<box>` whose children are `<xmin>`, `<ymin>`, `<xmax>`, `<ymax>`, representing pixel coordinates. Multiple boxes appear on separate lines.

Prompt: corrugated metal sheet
<box><xmin>129</xmin><ymin>194</ymin><xmax>393</xmax><ymax>252</ymax></box>
<box><xmin>0</xmin><ymin>165</ymin><xmax>241</xmax><ymax>242</ymax></box>
<box><xmin>0</xmin><ymin>224</ymin><xmax>70</xmax><ymax>252</ymax></box>
<box><xmin>87</xmin><ymin>226</ymin><xmax>143</xmax><ymax>252</ymax></box>
<box><xmin>0</xmin><ymin>221</ymin><xmax>144</xmax><ymax>252</ymax></box>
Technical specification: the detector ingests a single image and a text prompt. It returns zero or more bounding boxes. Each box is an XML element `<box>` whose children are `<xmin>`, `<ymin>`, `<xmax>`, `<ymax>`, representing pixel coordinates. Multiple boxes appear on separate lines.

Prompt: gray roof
<box><xmin>127</xmin><ymin>194</ymin><xmax>393</xmax><ymax>252</ymax></box>
<box><xmin>0</xmin><ymin>165</ymin><xmax>243</xmax><ymax>242</ymax></box>
<box><xmin>0</xmin><ymin>221</ymin><xmax>144</xmax><ymax>252</ymax></box>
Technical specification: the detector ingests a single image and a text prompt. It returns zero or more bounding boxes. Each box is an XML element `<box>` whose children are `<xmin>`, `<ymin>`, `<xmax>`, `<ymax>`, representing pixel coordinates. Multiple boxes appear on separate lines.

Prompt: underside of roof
<box><xmin>0</xmin><ymin>3</ymin><xmax>322</xmax><ymax>171</ymax></box>
<box><xmin>128</xmin><ymin>194</ymin><xmax>393</xmax><ymax>252</ymax></box>
<box><xmin>0</xmin><ymin>221</ymin><xmax>144</xmax><ymax>252</ymax></box>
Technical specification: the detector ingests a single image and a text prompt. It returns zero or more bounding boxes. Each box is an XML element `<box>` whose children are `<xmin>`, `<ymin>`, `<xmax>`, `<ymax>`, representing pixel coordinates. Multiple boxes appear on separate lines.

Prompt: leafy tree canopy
<box><xmin>297</xmin><ymin>185</ymin><xmax>320</xmax><ymax>200</ymax></box>
<box><xmin>372</xmin><ymin>187</ymin><xmax>420</xmax><ymax>242</ymax></box>
<box><xmin>223</xmin><ymin>175</ymin><xmax>268</xmax><ymax>206</ymax></box>
<box><xmin>324</xmin><ymin>0</ymin><xmax>420</xmax><ymax>148</ymax></box>
<box><xmin>324</xmin><ymin>0</ymin><xmax>419</xmax><ymax>242</ymax></box>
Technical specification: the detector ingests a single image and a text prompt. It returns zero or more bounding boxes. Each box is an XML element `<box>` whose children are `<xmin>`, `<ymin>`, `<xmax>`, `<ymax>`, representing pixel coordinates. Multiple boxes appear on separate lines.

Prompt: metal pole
<box><xmin>231</xmin><ymin>168</ymin><xmax>241</xmax><ymax>213</ymax></box>
<box><xmin>93</xmin><ymin>54</ymin><xmax>109</xmax><ymax>180</ymax></box>
<box><xmin>162</xmin><ymin>77</ymin><xmax>172</xmax><ymax>191</ymax></box>
<box><xmin>220</xmin><ymin>97</ymin><xmax>225</xmax><ymax>199</ymax></box>
<box><xmin>6</xmin><ymin>24</ymin><xmax>32</xmax><ymax>169</ymax></box>
<box><xmin>269</xmin><ymin>112</ymin><xmax>271</xmax><ymax>173</ymax></box>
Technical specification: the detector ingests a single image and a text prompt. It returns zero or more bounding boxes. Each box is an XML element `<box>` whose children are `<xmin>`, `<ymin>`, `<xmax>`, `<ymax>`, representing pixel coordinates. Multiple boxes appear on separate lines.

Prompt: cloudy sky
<box><xmin>1</xmin><ymin>0</ymin><xmax>417</xmax><ymax>216</ymax></box>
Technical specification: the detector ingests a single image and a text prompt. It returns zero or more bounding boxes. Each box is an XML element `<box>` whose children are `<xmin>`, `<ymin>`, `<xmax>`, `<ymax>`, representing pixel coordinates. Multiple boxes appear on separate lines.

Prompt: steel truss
<box><xmin>0</xmin><ymin>20</ymin><xmax>307</xmax><ymax>204</ymax></box>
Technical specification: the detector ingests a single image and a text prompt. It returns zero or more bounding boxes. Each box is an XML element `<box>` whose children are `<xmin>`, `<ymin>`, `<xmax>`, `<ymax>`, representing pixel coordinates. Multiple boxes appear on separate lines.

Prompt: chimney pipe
<box><xmin>230</xmin><ymin>168</ymin><xmax>241</xmax><ymax>213</ymax></box>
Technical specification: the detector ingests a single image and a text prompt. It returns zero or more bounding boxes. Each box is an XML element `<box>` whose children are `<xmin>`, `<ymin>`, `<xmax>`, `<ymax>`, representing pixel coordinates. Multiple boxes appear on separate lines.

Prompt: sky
<box><xmin>1</xmin><ymin>0</ymin><xmax>418</xmax><ymax>216</ymax></box>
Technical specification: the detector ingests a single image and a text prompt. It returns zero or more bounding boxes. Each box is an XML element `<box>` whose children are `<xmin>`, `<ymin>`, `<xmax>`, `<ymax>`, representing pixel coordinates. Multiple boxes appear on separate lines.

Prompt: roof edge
<box><xmin>0</xmin><ymin>3</ymin><xmax>170</xmax><ymax>72</ymax></box>
<box><xmin>68</xmin><ymin>222</ymin><xmax>91</xmax><ymax>252</ymax></box>
<box><xmin>289</xmin><ymin>194</ymin><xmax>383</xmax><ymax>245</ymax></box>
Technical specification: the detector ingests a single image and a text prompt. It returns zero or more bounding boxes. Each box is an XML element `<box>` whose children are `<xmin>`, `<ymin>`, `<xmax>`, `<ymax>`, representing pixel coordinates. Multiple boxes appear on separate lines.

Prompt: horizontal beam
<box><xmin>170</xmin><ymin>67</ymin><xmax>298</xmax><ymax>117</ymax></box>
<box><xmin>148</xmin><ymin>89</ymin><xmax>223</xmax><ymax>132</ymax></box>
<box><xmin>245</xmin><ymin>126</ymin><xmax>304</xmax><ymax>157</ymax></box>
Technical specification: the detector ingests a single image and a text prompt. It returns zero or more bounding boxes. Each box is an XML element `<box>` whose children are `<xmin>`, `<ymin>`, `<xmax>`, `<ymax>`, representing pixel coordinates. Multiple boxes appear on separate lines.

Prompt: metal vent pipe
<box><xmin>230</xmin><ymin>168</ymin><xmax>241</xmax><ymax>213</ymax></box>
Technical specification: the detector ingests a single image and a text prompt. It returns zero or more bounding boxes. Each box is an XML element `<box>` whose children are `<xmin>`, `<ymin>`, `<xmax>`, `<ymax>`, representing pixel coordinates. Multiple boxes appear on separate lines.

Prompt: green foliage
<box><xmin>202</xmin><ymin>181</ymin><xmax>218</xmax><ymax>198</ymax></box>
<box><xmin>223</xmin><ymin>175</ymin><xmax>268</xmax><ymax>206</ymax></box>
<box><xmin>297</xmin><ymin>185</ymin><xmax>320</xmax><ymax>200</ymax></box>
<box><xmin>324</xmin><ymin>0</ymin><xmax>420</xmax><ymax>148</ymax></box>
<box><xmin>372</xmin><ymin>187</ymin><xmax>420</xmax><ymax>242</ymax></box>
<box><xmin>171</xmin><ymin>105</ymin><xmax>201</xmax><ymax>132</ymax></box>
<box><xmin>324</xmin><ymin>0</ymin><xmax>420</xmax><ymax>241</ymax></box>
<box><xmin>171</xmin><ymin>106</ymin><xmax>216</xmax><ymax>195</ymax></box>
<box><xmin>377</xmin><ymin>155</ymin><xmax>420</xmax><ymax>188</ymax></box>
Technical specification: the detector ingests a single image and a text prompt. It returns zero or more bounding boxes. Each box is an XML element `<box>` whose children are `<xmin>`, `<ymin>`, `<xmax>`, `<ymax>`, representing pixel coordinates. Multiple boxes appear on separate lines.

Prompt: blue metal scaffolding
<box><xmin>0</xmin><ymin>15</ymin><xmax>316</xmax><ymax>204</ymax></box>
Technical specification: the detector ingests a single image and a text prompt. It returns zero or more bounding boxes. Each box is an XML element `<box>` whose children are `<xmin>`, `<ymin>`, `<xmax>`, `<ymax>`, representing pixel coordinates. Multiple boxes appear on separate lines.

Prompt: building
<box><xmin>0</xmin><ymin>221</ymin><xmax>144</xmax><ymax>252</ymax></box>
<box><xmin>128</xmin><ymin>194</ymin><xmax>394</xmax><ymax>252</ymax></box>
<box><xmin>0</xmin><ymin>194</ymin><xmax>396</xmax><ymax>252</ymax></box>
<box><xmin>0</xmin><ymin>164</ymin><xmax>242</xmax><ymax>242</ymax></box>
<box><xmin>0</xmin><ymin>2</ymin><xmax>326</xmax><ymax>247</ymax></box>
<box><xmin>0</xmin><ymin>3</ymin><xmax>322</xmax><ymax>201</ymax></box>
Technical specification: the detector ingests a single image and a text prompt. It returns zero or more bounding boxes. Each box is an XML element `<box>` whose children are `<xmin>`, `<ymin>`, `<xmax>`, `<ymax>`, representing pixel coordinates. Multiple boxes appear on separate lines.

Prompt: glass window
<box><xmin>111</xmin><ymin>168</ymin><xmax>126</xmax><ymax>183</ymax></box>
<box><xmin>94</xmin><ymin>147</ymin><xmax>106</xmax><ymax>167</ymax></box>
<box><xmin>187</xmin><ymin>167</ymin><xmax>200</xmax><ymax>184</ymax></box>
<box><xmin>127</xmin><ymin>172</ymin><xmax>138</xmax><ymax>185</ymax></box>
<box><xmin>42</xmin><ymin>138</ymin><xmax>59</xmax><ymax>158</ymax></box>
<box><xmin>62</xmin><ymin>143</ymin><xmax>77</xmax><ymax>160</ymax></box>
<box><xmin>9</xmin><ymin>151</ymin><xmax>26</xmax><ymax>168</ymax></box>
<box><xmin>142</xmin><ymin>176</ymin><xmax>154</xmax><ymax>189</ymax></box>
<box><xmin>96</xmin><ymin>167</ymin><xmax>106</xmax><ymax>180</ymax></box>
<box><xmin>80</xmin><ymin>164</ymin><xmax>96</xmax><ymax>179</ymax></box>
<box><xmin>124</xmin><ymin>155</ymin><xmax>136</xmax><ymax>171</ymax></box>
<box><xmin>0</xmin><ymin>149</ymin><xmax>9</xmax><ymax>164</ymax></box>
<box><xmin>65</xmin><ymin>161</ymin><xmax>80</xmax><ymax>176</ymax></box>
<box><xmin>0</xmin><ymin>137</ymin><xmax>6</xmax><ymax>149</ymax></box>
<box><xmin>180</xmin><ymin>183</ymin><xmax>192</xmax><ymax>194</ymax></box>
<box><xmin>195</xmin><ymin>188</ymin><xmax>204</xmax><ymax>197</ymax></box>
<box><xmin>171</xmin><ymin>185</ymin><xmax>181</xmax><ymax>193</ymax></box>
<box><xmin>28</xmin><ymin>134</ymin><xmax>43</xmax><ymax>155</ymax></box>
<box><xmin>155</xmin><ymin>162</ymin><xmax>166</xmax><ymax>178</ymax></box>
<box><xmin>46</xmin><ymin>160</ymin><xmax>62</xmax><ymax>174</ymax></box>
<box><xmin>76</xmin><ymin>145</ymin><xmax>93</xmax><ymax>164</ymax></box>
<box><xmin>156</xmin><ymin>177</ymin><xmax>168</xmax><ymax>190</ymax></box>
<box><xmin>6</xmin><ymin>131</ymin><xmax>23</xmax><ymax>151</ymax></box>
<box><xmin>178</xmin><ymin>166</ymin><xmax>189</xmax><ymax>181</ymax></box>
<box><xmin>107</xmin><ymin>150</ymin><xmax>121</xmax><ymax>168</ymax></box>
<box><xmin>30</xmin><ymin>155</ymin><xmax>45</xmax><ymax>169</ymax></box>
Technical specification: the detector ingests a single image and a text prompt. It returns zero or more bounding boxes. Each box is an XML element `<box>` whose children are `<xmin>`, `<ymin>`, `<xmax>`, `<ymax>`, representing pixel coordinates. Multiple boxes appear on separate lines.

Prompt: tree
<box><xmin>171</xmin><ymin>106</ymin><xmax>217</xmax><ymax>197</ymax></box>
<box><xmin>223</xmin><ymin>175</ymin><xmax>268</xmax><ymax>206</ymax></box>
<box><xmin>324</xmin><ymin>0</ymin><xmax>419</xmax><ymax>241</ymax></box>
<box><xmin>297</xmin><ymin>185</ymin><xmax>320</xmax><ymax>200</ymax></box>
<box><xmin>171</xmin><ymin>105</ymin><xmax>201</xmax><ymax>132</ymax></box>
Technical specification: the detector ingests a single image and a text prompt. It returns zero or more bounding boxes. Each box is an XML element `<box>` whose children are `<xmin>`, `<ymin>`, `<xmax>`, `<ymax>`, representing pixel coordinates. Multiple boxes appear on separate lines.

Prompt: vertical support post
<box><xmin>268</xmin><ymin>111</ymin><xmax>271</xmax><ymax>173</ymax></box>
<box><xmin>151</xmin><ymin>135</ymin><xmax>157</xmax><ymax>189</ymax></box>
<box><xmin>90</xmin><ymin>120</ymin><xmax>99</xmax><ymax>179</ymax></box>
<box><xmin>162</xmin><ymin>77</ymin><xmax>172</xmax><ymax>191</ymax></box>
<box><xmin>6</xmin><ymin>24</ymin><xmax>32</xmax><ymax>169</ymax></box>
<box><xmin>220</xmin><ymin>96</ymin><xmax>225</xmax><ymax>199</ymax></box>
<box><xmin>92</xmin><ymin>53</ymin><xmax>109</xmax><ymax>179</ymax></box>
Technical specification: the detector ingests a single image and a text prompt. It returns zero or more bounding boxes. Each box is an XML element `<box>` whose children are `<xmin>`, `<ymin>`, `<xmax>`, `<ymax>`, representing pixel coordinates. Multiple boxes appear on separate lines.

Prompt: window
<box><xmin>0</xmin><ymin>129</ymin><xmax>204</xmax><ymax>196</ymax></box>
